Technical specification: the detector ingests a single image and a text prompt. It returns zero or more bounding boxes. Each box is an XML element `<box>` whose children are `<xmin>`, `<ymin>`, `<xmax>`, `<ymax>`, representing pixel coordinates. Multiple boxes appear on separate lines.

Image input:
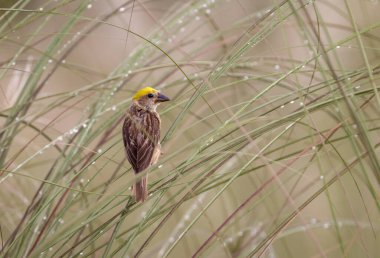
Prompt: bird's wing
<box><xmin>122</xmin><ymin>109</ymin><xmax>160</xmax><ymax>173</ymax></box>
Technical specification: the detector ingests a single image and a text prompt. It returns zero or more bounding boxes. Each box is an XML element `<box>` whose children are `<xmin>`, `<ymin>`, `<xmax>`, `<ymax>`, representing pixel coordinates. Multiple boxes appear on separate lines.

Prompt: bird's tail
<box><xmin>133</xmin><ymin>176</ymin><xmax>148</xmax><ymax>202</ymax></box>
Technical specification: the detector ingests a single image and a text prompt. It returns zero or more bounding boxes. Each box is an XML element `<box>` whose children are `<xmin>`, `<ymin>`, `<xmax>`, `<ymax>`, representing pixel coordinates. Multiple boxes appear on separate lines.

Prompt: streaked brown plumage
<box><xmin>122</xmin><ymin>87</ymin><xmax>170</xmax><ymax>202</ymax></box>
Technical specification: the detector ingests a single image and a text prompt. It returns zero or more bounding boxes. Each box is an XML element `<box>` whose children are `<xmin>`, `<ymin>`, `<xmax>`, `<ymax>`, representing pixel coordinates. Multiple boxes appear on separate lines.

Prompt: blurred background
<box><xmin>0</xmin><ymin>0</ymin><xmax>379</xmax><ymax>257</ymax></box>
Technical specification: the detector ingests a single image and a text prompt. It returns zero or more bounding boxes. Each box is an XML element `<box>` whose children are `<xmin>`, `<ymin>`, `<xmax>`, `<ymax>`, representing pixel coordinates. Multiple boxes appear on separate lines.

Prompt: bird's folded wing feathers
<box><xmin>123</xmin><ymin>111</ymin><xmax>160</xmax><ymax>173</ymax></box>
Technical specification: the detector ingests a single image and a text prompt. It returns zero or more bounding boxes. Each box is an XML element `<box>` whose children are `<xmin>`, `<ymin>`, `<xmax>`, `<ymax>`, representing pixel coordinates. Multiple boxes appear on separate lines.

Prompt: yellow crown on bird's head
<box><xmin>133</xmin><ymin>87</ymin><xmax>158</xmax><ymax>100</ymax></box>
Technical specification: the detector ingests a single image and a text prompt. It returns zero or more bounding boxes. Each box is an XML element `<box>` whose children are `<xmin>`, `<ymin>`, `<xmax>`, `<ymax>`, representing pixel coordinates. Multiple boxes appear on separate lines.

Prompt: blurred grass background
<box><xmin>0</xmin><ymin>0</ymin><xmax>380</xmax><ymax>257</ymax></box>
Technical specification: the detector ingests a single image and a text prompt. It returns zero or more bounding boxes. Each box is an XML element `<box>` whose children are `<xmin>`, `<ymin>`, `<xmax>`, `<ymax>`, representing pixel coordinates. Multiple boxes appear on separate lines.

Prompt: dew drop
<box><xmin>48</xmin><ymin>59</ymin><xmax>52</xmax><ymax>63</ymax></box>
<box><xmin>290</xmin><ymin>100</ymin><xmax>295</xmax><ymax>104</ymax></box>
<box><xmin>87</xmin><ymin>4</ymin><xmax>92</xmax><ymax>9</ymax></box>
<box><xmin>119</xmin><ymin>7</ymin><xmax>126</xmax><ymax>12</ymax></box>
<box><xmin>195</xmin><ymin>16</ymin><xmax>200</xmax><ymax>21</ymax></box>
<box><xmin>274</xmin><ymin>64</ymin><xmax>280</xmax><ymax>70</ymax></box>
<box><xmin>62</xmin><ymin>59</ymin><xmax>66</xmax><ymax>64</ymax></box>
<box><xmin>111</xmin><ymin>105</ymin><xmax>116</xmax><ymax>111</ymax></box>
<box><xmin>205</xmin><ymin>9</ymin><xmax>211</xmax><ymax>14</ymax></box>
<box><xmin>319</xmin><ymin>175</ymin><xmax>324</xmax><ymax>180</ymax></box>
<box><xmin>336</xmin><ymin>45</ymin><xmax>341</xmax><ymax>49</ymax></box>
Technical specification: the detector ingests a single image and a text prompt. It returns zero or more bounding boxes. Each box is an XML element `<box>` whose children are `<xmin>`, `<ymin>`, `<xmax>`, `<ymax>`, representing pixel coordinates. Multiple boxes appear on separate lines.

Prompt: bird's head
<box><xmin>132</xmin><ymin>87</ymin><xmax>170</xmax><ymax>111</ymax></box>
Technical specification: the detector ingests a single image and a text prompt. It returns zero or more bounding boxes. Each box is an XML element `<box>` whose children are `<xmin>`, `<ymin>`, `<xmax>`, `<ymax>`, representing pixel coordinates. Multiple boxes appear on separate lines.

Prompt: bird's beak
<box><xmin>157</xmin><ymin>92</ymin><xmax>170</xmax><ymax>102</ymax></box>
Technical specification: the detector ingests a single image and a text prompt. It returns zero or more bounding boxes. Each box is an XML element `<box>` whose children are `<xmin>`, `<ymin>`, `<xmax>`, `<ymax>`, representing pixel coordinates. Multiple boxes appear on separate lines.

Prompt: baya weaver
<box><xmin>122</xmin><ymin>87</ymin><xmax>170</xmax><ymax>202</ymax></box>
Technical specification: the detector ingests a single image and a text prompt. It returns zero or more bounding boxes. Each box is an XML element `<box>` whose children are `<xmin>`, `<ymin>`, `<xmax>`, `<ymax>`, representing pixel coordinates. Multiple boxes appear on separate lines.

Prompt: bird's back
<box><xmin>122</xmin><ymin>104</ymin><xmax>161</xmax><ymax>173</ymax></box>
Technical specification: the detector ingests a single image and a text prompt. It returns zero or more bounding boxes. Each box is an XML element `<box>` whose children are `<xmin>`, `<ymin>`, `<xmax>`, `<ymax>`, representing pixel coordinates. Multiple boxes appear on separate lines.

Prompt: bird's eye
<box><xmin>147</xmin><ymin>93</ymin><xmax>154</xmax><ymax>98</ymax></box>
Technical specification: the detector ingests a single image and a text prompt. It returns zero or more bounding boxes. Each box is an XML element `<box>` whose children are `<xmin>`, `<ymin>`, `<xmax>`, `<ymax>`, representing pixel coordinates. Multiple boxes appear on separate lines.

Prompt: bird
<box><xmin>122</xmin><ymin>87</ymin><xmax>170</xmax><ymax>202</ymax></box>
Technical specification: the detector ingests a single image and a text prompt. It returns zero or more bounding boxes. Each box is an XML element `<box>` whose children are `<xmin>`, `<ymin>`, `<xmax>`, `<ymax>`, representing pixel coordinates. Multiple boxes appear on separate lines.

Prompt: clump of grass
<box><xmin>0</xmin><ymin>0</ymin><xmax>379</xmax><ymax>257</ymax></box>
